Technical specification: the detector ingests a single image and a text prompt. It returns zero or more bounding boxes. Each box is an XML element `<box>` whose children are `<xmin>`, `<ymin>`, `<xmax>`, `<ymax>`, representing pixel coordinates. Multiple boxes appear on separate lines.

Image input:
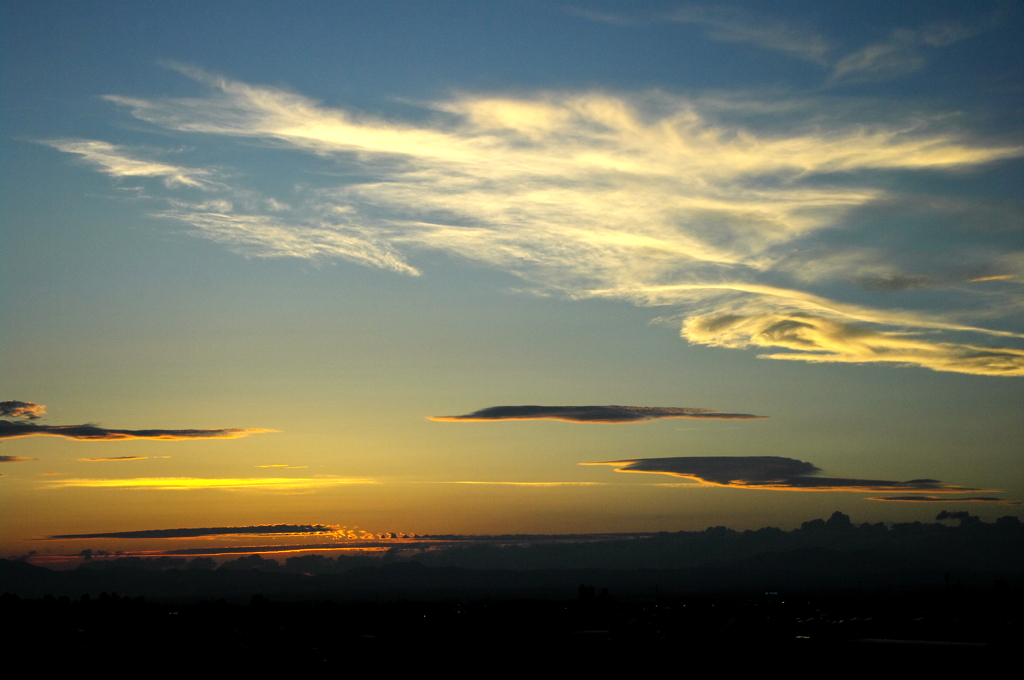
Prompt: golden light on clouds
<box><xmin>584</xmin><ymin>457</ymin><xmax>990</xmax><ymax>494</ymax></box>
<box><xmin>43</xmin><ymin>66</ymin><xmax>1019</xmax><ymax>376</ymax></box>
<box><xmin>0</xmin><ymin>422</ymin><xmax>279</xmax><ymax>441</ymax></box>
<box><xmin>44</xmin><ymin>476</ymin><xmax>376</xmax><ymax>491</ymax></box>
<box><xmin>79</xmin><ymin>456</ymin><xmax>148</xmax><ymax>462</ymax></box>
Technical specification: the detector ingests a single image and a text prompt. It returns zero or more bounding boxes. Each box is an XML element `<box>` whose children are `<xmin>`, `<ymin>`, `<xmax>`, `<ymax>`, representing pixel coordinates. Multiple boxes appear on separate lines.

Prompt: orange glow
<box><xmin>78</xmin><ymin>456</ymin><xmax>148</xmax><ymax>462</ymax></box>
<box><xmin>434</xmin><ymin>481</ymin><xmax>606</xmax><ymax>486</ymax></box>
<box><xmin>43</xmin><ymin>476</ymin><xmax>377</xmax><ymax>490</ymax></box>
<box><xmin>0</xmin><ymin>425</ymin><xmax>278</xmax><ymax>441</ymax></box>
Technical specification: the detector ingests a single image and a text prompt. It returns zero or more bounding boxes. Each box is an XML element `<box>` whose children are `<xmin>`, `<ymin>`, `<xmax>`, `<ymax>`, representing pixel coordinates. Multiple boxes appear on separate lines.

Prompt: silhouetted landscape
<box><xmin>5</xmin><ymin>512</ymin><xmax>1019</xmax><ymax>667</ymax></box>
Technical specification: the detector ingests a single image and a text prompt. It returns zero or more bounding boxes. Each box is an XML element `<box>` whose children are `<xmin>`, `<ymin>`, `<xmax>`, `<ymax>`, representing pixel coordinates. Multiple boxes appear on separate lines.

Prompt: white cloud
<box><xmin>667</xmin><ymin>4</ymin><xmax>832</xmax><ymax>64</ymax></box>
<box><xmin>50</xmin><ymin>69</ymin><xmax>1023</xmax><ymax>376</ymax></box>
<box><xmin>832</xmin><ymin>21</ymin><xmax>983</xmax><ymax>83</ymax></box>
<box><xmin>43</xmin><ymin>139</ymin><xmax>214</xmax><ymax>189</ymax></box>
<box><xmin>571</xmin><ymin>3</ymin><xmax>831</xmax><ymax>64</ymax></box>
<box><xmin>155</xmin><ymin>209</ymin><xmax>418</xmax><ymax>274</ymax></box>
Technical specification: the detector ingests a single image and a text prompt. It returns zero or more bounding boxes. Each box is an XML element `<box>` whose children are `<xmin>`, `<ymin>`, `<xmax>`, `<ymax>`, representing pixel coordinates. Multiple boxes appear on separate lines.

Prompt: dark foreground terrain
<box><xmin>4</xmin><ymin>586</ymin><xmax>1017</xmax><ymax>669</ymax></box>
<box><xmin>3</xmin><ymin>562</ymin><xmax>1019</xmax><ymax>670</ymax></box>
<box><xmin>5</xmin><ymin>512</ymin><xmax>1019</xmax><ymax>667</ymax></box>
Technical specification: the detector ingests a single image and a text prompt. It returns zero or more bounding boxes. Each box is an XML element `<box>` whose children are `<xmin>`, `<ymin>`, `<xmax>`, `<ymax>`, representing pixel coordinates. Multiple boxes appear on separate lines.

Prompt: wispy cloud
<box><xmin>575</xmin><ymin>7</ymin><xmax>986</xmax><ymax>84</ymax></box>
<box><xmin>667</xmin><ymin>4</ymin><xmax>831</xmax><ymax>64</ymax></box>
<box><xmin>46</xmin><ymin>524</ymin><xmax>342</xmax><ymax>540</ymax></box>
<box><xmin>152</xmin><ymin>209</ymin><xmax>418</xmax><ymax>273</ymax></box>
<box><xmin>430</xmin><ymin>405</ymin><xmax>765</xmax><ymax>423</ymax></box>
<box><xmin>0</xmin><ymin>401</ymin><xmax>45</xmax><ymax>419</ymax></box>
<box><xmin>49</xmin><ymin>68</ymin><xmax>1023</xmax><ymax>376</ymax></box>
<box><xmin>0</xmin><ymin>455</ymin><xmax>35</xmax><ymax>463</ymax></box>
<box><xmin>0</xmin><ymin>420</ymin><xmax>277</xmax><ymax>441</ymax></box>
<box><xmin>42</xmin><ymin>139</ymin><xmax>214</xmax><ymax>188</ymax></box>
<box><xmin>831</xmin><ymin>21</ymin><xmax>983</xmax><ymax>84</ymax></box>
<box><xmin>44</xmin><ymin>476</ymin><xmax>375</xmax><ymax>490</ymax></box>
<box><xmin>570</xmin><ymin>3</ymin><xmax>831</xmax><ymax>64</ymax></box>
<box><xmin>584</xmin><ymin>456</ymin><xmax>985</xmax><ymax>493</ymax></box>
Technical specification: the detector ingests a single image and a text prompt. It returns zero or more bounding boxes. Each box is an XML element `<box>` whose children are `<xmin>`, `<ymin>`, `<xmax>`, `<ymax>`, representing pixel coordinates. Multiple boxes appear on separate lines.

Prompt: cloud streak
<box><xmin>49</xmin><ymin>67</ymin><xmax>1023</xmax><ymax>376</ymax></box>
<box><xmin>667</xmin><ymin>4</ymin><xmax>832</xmax><ymax>64</ymax></box>
<box><xmin>569</xmin><ymin>4</ymin><xmax>832</xmax><ymax>64</ymax></box>
<box><xmin>78</xmin><ymin>456</ymin><xmax>148</xmax><ymax>462</ymax></box>
<box><xmin>42</xmin><ymin>139</ymin><xmax>214</xmax><ymax>188</ymax></box>
<box><xmin>46</xmin><ymin>524</ymin><xmax>341</xmax><ymax>540</ymax></box>
<box><xmin>432</xmin><ymin>481</ymin><xmax>605</xmax><ymax>487</ymax></box>
<box><xmin>584</xmin><ymin>456</ymin><xmax>985</xmax><ymax>493</ymax></box>
<box><xmin>0</xmin><ymin>420</ymin><xmax>276</xmax><ymax>441</ymax></box>
<box><xmin>43</xmin><ymin>477</ymin><xmax>375</xmax><ymax>490</ymax></box>
<box><xmin>577</xmin><ymin>7</ymin><xmax>986</xmax><ymax>84</ymax></box>
<box><xmin>831</xmin><ymin>21</ymin><xmax>983</xmax><ymax>83</ymax></box>
<box><xmin>867</xmin><ymin>495</ymin><xmax>1015</xmax><ymax>503</ymax></box>
<box><xmin>430</xmin><ymin>405</ymin><xmax>765</xmax><ymax>423</ymax></box>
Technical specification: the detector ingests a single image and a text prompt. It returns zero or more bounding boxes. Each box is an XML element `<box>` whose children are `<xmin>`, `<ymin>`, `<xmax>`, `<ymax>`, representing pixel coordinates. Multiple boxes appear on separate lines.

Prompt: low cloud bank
<box><xmin>431</xmin><ymin>405</ymin><xmax>765</xmax><ymax>423</ymax></box>
<box><xmin>585</xmin><ymin>456</ymin><xmax>986</xmax><ymax>493</ymax></box>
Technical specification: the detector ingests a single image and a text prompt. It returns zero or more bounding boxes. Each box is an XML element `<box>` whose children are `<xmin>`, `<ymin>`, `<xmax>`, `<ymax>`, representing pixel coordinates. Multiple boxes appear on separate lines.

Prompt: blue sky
<box><xmin>2</xmin><ymin>1</ymin><xmax>1021</xmax><ymax>560</ymax></box>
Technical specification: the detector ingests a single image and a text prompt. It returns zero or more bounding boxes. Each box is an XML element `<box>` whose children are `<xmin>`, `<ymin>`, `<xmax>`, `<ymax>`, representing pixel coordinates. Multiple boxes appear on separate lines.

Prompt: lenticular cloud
<box><xmin>585</xmin><ymin>456</ymin><xmax>989</xmax><ymax>493</ymax></box>
<box><xmin>430</xmin><ymin>405</ymin><xmax>766</xmax><ymax>423</ymax></box>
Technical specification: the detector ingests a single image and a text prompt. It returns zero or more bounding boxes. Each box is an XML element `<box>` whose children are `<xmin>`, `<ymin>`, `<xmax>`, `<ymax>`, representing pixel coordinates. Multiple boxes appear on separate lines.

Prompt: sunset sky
<box><xmin>2</xmin><ymin>0</ymin><xmax>1021</xmax><ymax>562</ymax></box>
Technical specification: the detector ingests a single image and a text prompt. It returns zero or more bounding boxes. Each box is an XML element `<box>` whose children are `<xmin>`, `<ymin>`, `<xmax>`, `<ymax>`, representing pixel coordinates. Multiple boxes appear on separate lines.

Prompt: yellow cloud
<box><xmin>53</xmin><ymin>69</ymin><xmax>1021</xmax><ymax>377</ymax></box>
<box><xmin>78</xmin><ymin>457</ymin><xmax>148</xmax><ymax>462</ymax></box>
<box><xmin>42</xmin><ymin>139</ymin><xmax>213</xmax><ymax>188</ymax></box>
<box><xmin>435</xmin><ymin>481</ymin><xmax>605</xmax><ymax>487</ymax></box>
<box><xmin>45</xmin><ymin>476</ymin><xmax>375</xmax><ymax>490</ymax></box>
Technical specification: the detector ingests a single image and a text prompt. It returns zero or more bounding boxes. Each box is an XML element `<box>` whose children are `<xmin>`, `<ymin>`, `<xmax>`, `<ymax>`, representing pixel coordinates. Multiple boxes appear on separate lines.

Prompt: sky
<box><xmin>1</xmin><ymin>0</ymin><xmax>1022</xmax><ymax>563</ymax></box>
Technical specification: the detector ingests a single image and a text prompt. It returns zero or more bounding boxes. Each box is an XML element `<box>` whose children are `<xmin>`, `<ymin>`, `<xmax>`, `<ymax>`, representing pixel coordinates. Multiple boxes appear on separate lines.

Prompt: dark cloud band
<box><xmin>585</xmin><ymin>456</ymin><xmax>984</xmax><ymax>493</ymax></box>
<box><xmin>47</xmin><ymin>524</ymin><xmax>339</xmax><ymax>540</ymax></box>
<box><xmin>430</xmin><ymin>405</ymin><xmax>766</xmax><ymax>423</ymax></box>
<box><xmin>0</xmin><ymin>420</ymin><xmax>276</xmax><ymax>441</ymax></box>
<box><xmin>868</xmin><ymin>495</ymin><xmax>1015</xmax><ymax>503</ymax></box>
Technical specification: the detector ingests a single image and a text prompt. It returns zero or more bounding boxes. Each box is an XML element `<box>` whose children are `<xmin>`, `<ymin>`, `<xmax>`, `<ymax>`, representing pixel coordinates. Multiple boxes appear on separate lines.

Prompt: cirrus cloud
<box><xmin>48</xmin><ymin>66</ymin><xmax>1024</xmax><ymax>376</ymax></box>
<box><xmin>41</xmin><ymin>139</ymin><xmax>215</xmax><ymax>189</ymax></box>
